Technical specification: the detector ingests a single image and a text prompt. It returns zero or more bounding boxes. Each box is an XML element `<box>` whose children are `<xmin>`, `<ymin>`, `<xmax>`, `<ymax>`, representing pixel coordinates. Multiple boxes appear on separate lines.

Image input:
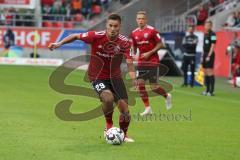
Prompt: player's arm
<box><xmin>124</xmin><ymin>41</ymin><xmax>137</xmax><ymax>86</ymax></box>
<box><xmin>206</xmin><ymin>34</ymin><xmax>216</xmax><ymax>61</ymax></box>
<box><xmin>126</xmin><ymin>59</ymin><xmax>136</xmax><ymax>80</ymax></box>
<box><xmin>149</xmin><ymin>41</ymin><xmax>163</xmax><ymax>55</ymax></box>
<box><xmin>130</xmin><ymin>33</ymin><xmax>138</xmax><ymax>61</ymax></box>
<box><xmin>182</xmin><ymin>36</ymin><xmax>186</xmax><ymax>45</ymax></box>
<box><xmin>126</xmin><ymin>58</ymin><xmax>138</xmax><ymax>88</ymax></box>
<box><xmin>141</xmin><ymin>41</ymin><xmax>163</xmax><ymax>59</ymax></box>
<box><xmin>48</xmin><ymin>34</ymin><xmax>80</xmax><ymax>51</ymax></box>
<box><xmin>207</xmin><ymin>44</ymin><xmax>215</xmax><ymax>57</ymax></box>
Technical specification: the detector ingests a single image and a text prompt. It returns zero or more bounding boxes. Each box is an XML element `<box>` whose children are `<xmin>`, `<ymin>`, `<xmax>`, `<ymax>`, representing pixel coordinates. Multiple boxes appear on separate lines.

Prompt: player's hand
<box><xmin>48</xmin><ymin>42</ymin><xmax>62</xmax><ymax>51</ymax></box>
<box><xmin>140</xmin><ymin>52</ymin><xmax>151</xmax><ymax>60</ymax></box>
<box><xmin>133</xmin><ymin>55</ymin><xmax>138</xmax><ymax>61</ymax></box>
<box><xmin>206</xmin><ymin>56</ymin><xmax>210</xmax><ymax>61</ymax></box>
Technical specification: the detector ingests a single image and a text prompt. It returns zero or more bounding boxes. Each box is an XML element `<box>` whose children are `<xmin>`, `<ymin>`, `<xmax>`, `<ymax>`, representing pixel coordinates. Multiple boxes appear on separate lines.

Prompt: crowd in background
<box><xmin>196</xmin><ymin>0</ymin><xmax>239</xmax><ymax>26</ymax></box>
<box><xmin>0</xmin><ymin>0</ymin><xmax>131</xmax><ymax>27</ymax></box>
<box><xmin>225</xmin><ymin>11</ymin><xmax>240</xmax><ymax>27</ymax></box>
<box><xmin>41</xmin><ymin>0</ymin><xmax>131</xmax><ymax>22</ymax></box>
<box><xmin>0</xmin><ymin>8</ymin><xmax>34</xmax><ymax>26</ymax></box>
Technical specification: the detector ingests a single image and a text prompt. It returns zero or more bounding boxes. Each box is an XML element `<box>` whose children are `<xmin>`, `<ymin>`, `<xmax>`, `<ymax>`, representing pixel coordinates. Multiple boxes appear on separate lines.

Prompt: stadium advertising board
<box><xmin>0</xmin><ymin>27</ymin><xmax>87</xmax><ymax>50</ymax></box>
<box><xmin>0</xmin><ymin>57</ymin><xmax>63</xmax><ymax>66</ymax></box>
<box><xmin>0</xmin><ymin>0</ymin><xmax>35</xmax><ymax>9</ymax></box>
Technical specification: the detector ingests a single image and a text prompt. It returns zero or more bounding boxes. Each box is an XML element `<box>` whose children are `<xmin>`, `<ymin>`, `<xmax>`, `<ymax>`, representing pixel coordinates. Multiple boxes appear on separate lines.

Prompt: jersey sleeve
<box><xmin>123</xmin><ymin>40</ymin><xmax>133</xmax><ymax>60</ymax></box>
<box><xmin>182</xmin><ymin>36</ymin><xmax>187</xmax><ymax>45</ymax></box>
<box><xmin>210</xmin><ymin>33</ymin><xmax>217</xmax><ymax>44</ymax></box>
<box><xmin>152</xmin><ymin>29</ymin><xmax>162</xmax><ymax>43</ymax></box>
<box><xmin>79</xmin><ymin>31</ymin><xmax>95</xmax><ymax>44</ymax></box>
<box><xmin>130</xmin><ymin>32</ymin><xmax>137</xmax><ymax>54</ymax></box>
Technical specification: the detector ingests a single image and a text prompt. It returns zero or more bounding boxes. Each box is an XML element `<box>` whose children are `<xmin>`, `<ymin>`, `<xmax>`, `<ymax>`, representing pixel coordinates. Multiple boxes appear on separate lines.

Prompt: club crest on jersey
<box><xmin>144</xmin><ymin>33</ymin><xmax>148</xmax><ymax>38</ymax></box>
<box><xmin>103</xmin><ymin>42</ymin><xmax>121</xmax><ymax>55</ymax></box>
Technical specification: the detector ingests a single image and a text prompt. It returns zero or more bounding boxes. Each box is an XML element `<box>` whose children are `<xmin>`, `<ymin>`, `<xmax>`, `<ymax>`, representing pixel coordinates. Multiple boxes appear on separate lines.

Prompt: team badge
<box><xmin>144</xmin><ymin>33</ymin><xmax>148</xmax><ymax>38</ymax></box>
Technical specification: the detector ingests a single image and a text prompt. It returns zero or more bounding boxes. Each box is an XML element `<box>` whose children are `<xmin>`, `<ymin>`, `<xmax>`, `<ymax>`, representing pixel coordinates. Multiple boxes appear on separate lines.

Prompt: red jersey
<box><xmin>79</xmin><ymin>30</ymin><xmax>132</xmax><ymax>81</ymax></box>
<box><xmin>234</xmin><ymin>52</ymin><xmax>240</xmax><ymax>65</ymax></box>
<box><xmin>130</xmin><ymin>25</ymin><xmax>162</xmax><ymax>66</ymax></box>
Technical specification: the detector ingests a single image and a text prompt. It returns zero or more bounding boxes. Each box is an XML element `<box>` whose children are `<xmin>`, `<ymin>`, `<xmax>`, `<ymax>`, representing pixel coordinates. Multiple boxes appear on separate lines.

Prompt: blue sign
<box><xmin>57</xmin><ymin>29</ymin><xmax>88</xmax><ymax>50</ymax></box>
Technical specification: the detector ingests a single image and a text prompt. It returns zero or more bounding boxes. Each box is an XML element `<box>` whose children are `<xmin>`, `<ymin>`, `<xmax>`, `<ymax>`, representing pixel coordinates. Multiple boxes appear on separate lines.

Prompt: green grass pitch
<box><xmin>0</xmin><ymin>65</ymin><xmax>239</xmax><ymax>160</ymax></box>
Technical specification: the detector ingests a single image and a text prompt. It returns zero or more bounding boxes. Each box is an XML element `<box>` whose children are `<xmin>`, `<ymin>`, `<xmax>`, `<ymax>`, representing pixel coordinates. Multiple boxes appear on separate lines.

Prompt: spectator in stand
<box><xmin>197</xmin><ymin>5</ymin><xmax>208</xmax><ymax>25</ymax></box>
<box><xmin>71</xmin><ymin>0</ymin><xmax>82</xmax><ymax>14</ymax></box>
<box><xmin>225</xmin><ymin>12</ymin><xmax>238</xmax><ymax>27</ymax></box>
<box><xmin>224</xmin><ymin>0</ymin><xmax>237</xmax><ymax>10</ymax></box>
<box><xmin>42</xmin><ymin>4</ymin><xmax>52</xmax><ymax>20</ymax></box>
<box><xmin>208</xmin><ymin>1</ymin><xmax>216</xmax><ymax>16</ymax></box>
<box><xmin>82</xmin><ymin>0</ymin><xmax>92</xmax><ymax>18</ymax></box>
<box><xmin>50</xmin><ymin>1</ymin><xmax>66</xmax><ymax>21</ymax></box>
<box><xmin>65</xmin><ymin>3</ymin><xmax>72</xmax><ymax>21</ymax></box>
<box><xmin>235</xmin><ymin>11</ymin><xmax>240</xmax><ymax>27</ymax></box>
<box><xmin>23</xmin><ymin>10</ymin><xmax>34</xmax><ymax>26</ymax></box>
<box><xmin>101</xmin><ymin>0</ymin><xmax>110</xmax><ymax>11</ymax></box>
<box><xmin>0</xmin><ymin>11</ymin><xmax>5</xmax><ymax>25</ymax></box>
<box><xmin>5</xmin><ymin>9</ymin><xmax>13</xmax><ymax>26</ymax></box>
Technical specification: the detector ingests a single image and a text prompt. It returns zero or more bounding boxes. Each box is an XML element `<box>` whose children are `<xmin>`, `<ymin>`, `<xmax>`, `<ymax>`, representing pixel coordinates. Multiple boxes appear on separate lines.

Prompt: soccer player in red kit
<box><xmin>130</xmin><ymin>11</ymin><xmax>172</xmax><ymax>116</ymax></box>
<box><xmin>48</xmin><ymin>14</ymin><xmax>136</xmax><ymax>142</ymax></box>
<box><xmin>232</xmin><ymin>44</ymin><xmax>240</xmax><ymax>87</ymax></box>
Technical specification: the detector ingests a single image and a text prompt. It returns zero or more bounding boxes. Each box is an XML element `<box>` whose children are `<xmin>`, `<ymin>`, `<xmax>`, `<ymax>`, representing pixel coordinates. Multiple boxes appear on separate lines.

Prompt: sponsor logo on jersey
<box><xmin>144</xmin><ymin>33</ymin><xmax>148</xmax><ymax>38</ymax></box>
<box><xmin>137</xmin><ymin>41</ymin><xmax>149</xmax><ymax>45</ymax></box>
<box><xmin>96</xmin><ymin>51</ymin><xmax>114</xmax><ymax>58</ymax></box>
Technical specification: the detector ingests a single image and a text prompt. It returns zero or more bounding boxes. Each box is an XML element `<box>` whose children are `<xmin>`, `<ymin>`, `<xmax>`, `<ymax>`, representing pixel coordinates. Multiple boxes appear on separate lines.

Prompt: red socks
<box><xmin>139</xmin><ymin>84</ymin><xmax>150</xmax><ymax>107</ymax></box>
<box><xmin>152</xmin><ymin>87</ymin><xmax>167</xmax><ymax>98</ymax></box>
<box><xmin>119</xmin><ymin>112</ymin><xmax>131</xmax><ymax>135</ymax></box>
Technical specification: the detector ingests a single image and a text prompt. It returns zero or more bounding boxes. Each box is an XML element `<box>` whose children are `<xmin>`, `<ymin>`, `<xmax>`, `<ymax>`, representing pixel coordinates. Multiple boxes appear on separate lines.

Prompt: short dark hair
<box><xmin>108</xmin><ymin>13</ymin><xmax>122</xmax><ymax>23</ymax></box>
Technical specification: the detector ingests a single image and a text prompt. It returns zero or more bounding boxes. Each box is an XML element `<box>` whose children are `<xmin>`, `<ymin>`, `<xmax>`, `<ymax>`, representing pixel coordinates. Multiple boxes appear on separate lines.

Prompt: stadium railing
<box><xmin>0</xmin><ymin>12</ymin><xmax>36</xmax><ymax>27</ymax></box>
<box><xmin>209</xmin><ymin>0</ymin><xmax>240</xmax><ymax>16</ymax></box>
<box><xmin>155</xmin><ymin>15</ymin><xmax>197</xmax><ymax>33</ymax></box>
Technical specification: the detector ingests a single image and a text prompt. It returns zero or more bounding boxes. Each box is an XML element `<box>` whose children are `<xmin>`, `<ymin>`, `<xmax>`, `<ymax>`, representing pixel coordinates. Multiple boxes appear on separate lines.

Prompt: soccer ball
<box><xmin>105</xmin><ymin>127</ymin><xmax>125</xmax><ymax>145</ymax></box>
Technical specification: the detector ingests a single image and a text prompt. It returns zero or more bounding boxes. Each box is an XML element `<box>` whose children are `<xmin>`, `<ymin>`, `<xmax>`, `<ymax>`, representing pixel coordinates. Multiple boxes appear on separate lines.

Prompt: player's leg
<box><xmin>92</xmin><ymin>80</ymin><xmax>114</xmax><ymax>131</ymax></box>
<box><xmin>116</xmin><ymin>99</ymin><xmax>133</xmax><ymax>142</ymax></box>
<box><xmin>202</xmin><ymin>54</ymin><xmax>210</xmax><ymax>95</ymax></box>
<box><xmin>182</xmin><ymin>57</ymin><xmax>189</xmax><ymax>87</ymax></box>
<box><xmin>150</xmin><ymin>83</ymin><xmax>172</xmax><ymax>110</ymax></box>
<box><xmin>207</xmin><ymin>53</ymin><xmax>215</xmax><ymax>96</ymax></box>
<box><xmin>111</xmin><ymin>79</ymin><xmax>134</xmax><ymax>142</ymax></box>
<box><xmin>136</xmin><ymin>67</ymin><xmax>152</xmax><ymax>116</ymax></box>
<box><xmin>232</xmin><ymin>65</ymin><xmax>238</xmax><ymax>87</ymax></box>
<box><xmin>190</xmin><ymin>57</ymin><xmax>196</xmax><ymax>87</ymax></box>
<box><xmin>100</xmin><ymin>90</ymin><xmax>115</xmax><ymax>129</ymax></box>
<box><xmin>138</xmin><ymin>78</ymin><xmax>152</xmax><ymax>116</ymax></box>
<box><xmin>149</xmin><ymin>66</ymin><xmax>172</xmax><ymax>110</ymax></box>
<box><xmin>207</xmin><ymin>68</ymin><xmax>215</xmax><ymax>96</ymax></box>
